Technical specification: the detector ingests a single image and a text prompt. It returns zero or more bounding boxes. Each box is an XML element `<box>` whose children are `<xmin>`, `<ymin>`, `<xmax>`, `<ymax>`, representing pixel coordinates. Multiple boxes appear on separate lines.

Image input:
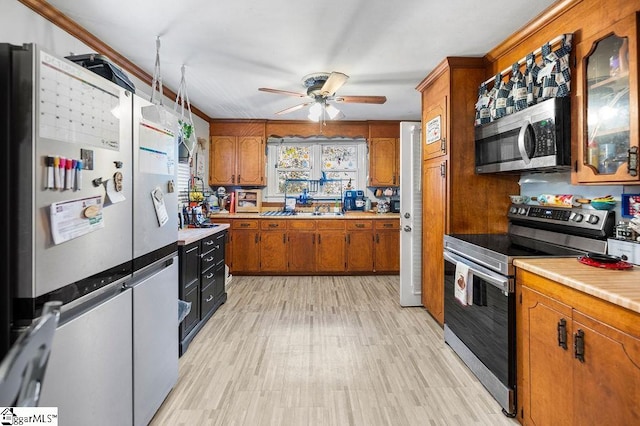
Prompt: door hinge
<box><xmin>441</xmin><ymin>137</ymin><xmax>446</xmax><ymax>152</ymax></box>
<box><xmin>519</xmin><ymin>293</ymin><xmax>522</xmax><ymax>304</ymax></box>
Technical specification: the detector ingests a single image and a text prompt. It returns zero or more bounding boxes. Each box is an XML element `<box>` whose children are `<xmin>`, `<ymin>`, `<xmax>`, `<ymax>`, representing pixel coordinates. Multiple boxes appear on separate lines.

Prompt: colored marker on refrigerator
<box><xmin>58</xmin><ymin>157</ymin><xmax>66</xmax><ymax>188</ymax></box>
<box><xmin>45</xmin><ymin>156</ymin><xmax>54</xmax><ymax>189</ymax></box>
<box><xmin>70</xmin><ymin>159</ymin><xmax>77</xmax><ymax>190</ymax></box>
<box><xmin>65</xmin><ymin>158</ymin><xmax>72</xmax><ymax>190</ymax></box>
<box><xmin>53</xmin><ymin>156</ymin><xmax>60</xmax><ymax>189</ymax></box>
<box><xmin>75</xmin><ymin>160</ymin><xmax>83</xmax><ymax>190</ymax></box>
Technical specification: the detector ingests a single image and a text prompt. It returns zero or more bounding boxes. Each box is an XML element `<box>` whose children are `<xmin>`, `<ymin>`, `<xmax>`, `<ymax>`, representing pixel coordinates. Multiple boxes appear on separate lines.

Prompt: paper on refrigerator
<box><xmin>50</xmin><ymin>195</ymin><xmax>105</xmax><ymax>244</ymax></box>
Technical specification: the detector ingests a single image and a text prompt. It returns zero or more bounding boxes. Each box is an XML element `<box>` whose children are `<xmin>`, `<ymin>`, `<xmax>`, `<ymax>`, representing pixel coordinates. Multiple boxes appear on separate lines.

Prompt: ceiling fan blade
<box><xmin>334</xmin><ymin>95</ymin><xmax>387</xmax><ymax>104</ymax></box>
<box><xmin>320</xmin><ymin>72</ymin><xmax>349</xmax><ymax>96</ymax></box>
<box><xmin>259</xmin><ymin>87</ymin><xmax>306</xmax><ymax>97</ymax></box>
<box><xmin>275</xmin><ymin>102</ymin><xmax>313</xmax><ymax>115</ymax></box>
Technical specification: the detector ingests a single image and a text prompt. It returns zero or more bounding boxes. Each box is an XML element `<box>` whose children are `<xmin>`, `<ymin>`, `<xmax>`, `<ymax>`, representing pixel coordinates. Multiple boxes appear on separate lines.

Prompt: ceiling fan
<box><xmin>258</xmin><ymin>71</ymin><xmax>387</xmax><ymax>121</ymax></box>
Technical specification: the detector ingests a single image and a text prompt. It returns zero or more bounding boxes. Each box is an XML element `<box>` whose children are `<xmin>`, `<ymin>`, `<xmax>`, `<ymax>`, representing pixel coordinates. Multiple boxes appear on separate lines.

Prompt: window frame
<box><xmin>265</xmin><ymin>138</ymin><xmax>367</xmax><ymax>202</ymax></box>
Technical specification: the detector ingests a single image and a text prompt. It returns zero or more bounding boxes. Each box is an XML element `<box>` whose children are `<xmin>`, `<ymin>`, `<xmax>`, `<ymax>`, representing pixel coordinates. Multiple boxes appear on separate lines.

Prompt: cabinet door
<box><xmin>374</xmin><ymin>231</ymin><xmax>399</xmax><ymax>273</ymax></box>
<box><xmin>288</xmin><ymin>232</ymin><xmax>316</xmax><ymax>273</ymax></box>
<box><xmin>209</xmin><ymin>136</ymin><xmax>236</xmax><ymax>186</ymax></box>
<box><xmin>346</xmin><ymin>231</ymin><xmax>373</xmax><ymax>272</ymax></box>
<box><xmin>573</xmin><ymin>14</ymin><xmax>639</xmax><ymax>183</ymax></box>
<box><xmin>423</xmin><ymin>96</ymin><xmax>447</xmax><ymax>160</ymax></box>
<box><xmin>237</xmin><ymin>136</ymin><xmax>265</xmax><ymax>186</ymax></box>
<box><xmin>572</xmin><ymin>311</ymin><xmax>640</xmax><ymax>425</ymax></box>
<box><xmin>521</xmin><ymin>286</ymin><xmax>574</xmax><ymax>426</ymax></box>
<box><xmin>316</xmin><ymin>231</ymin><xmax>346</xmax><ymax>272</ymax></box>
<box><xmin>260</xmin><ymin>231</ymin><xmax>288</xmax><ymax>272</ymax></box>
<box><xmin>369</xmin><ymin>138</ymin><xmax>398</xmax><ymax>187</ymax></box>
<box><xmin>231</xmin><ymin>230</ymin><xmax>260</xmax><ymax>273</ymax></box>
<box><xmin>421</xmin><ymin>159</ymin><xmax>446</xmax><ymax>324</ymax></box>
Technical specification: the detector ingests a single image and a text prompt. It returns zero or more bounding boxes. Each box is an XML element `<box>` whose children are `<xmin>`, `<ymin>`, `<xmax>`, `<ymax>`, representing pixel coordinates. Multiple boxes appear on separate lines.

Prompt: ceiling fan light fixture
<box><xmin>325</xmin><ymin>103</ymin><xmax>342</xmax><ymax>120</ymax></box>
<box><xmin>308</xmin><ymin>102</ymin><xmax>323</xmax><ymax>121</ymax></box>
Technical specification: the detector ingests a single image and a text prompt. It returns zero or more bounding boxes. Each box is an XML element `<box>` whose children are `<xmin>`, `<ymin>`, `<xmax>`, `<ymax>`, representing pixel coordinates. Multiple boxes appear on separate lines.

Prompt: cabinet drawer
<box><xmin>317</xmin><ymin>219</ymin><xmax>345</xmax><ymax>230</ymax></box>
<box><xmin>201</xmin><ymin>235</ymin><xmax>220</xmax><ymax>252</ymax></box>
<box><xmin>201</xmin><ymin>249</ymin><xmax>217</xmax><ymax>273</ymax></box>
<box><xmin>347</xmin><ymin>220</ymin><xmax>372</xmax><ymax>230</ymax></box>
<box><xmin>200</xmin><ymin>281</ymin><xmax>217</xmax><ymax>318</ymax></box>
<box><xmin>288</xmin><ymin>220</ymin><xmax>316</xmax><ymax>230</ymax></box>
<box><xmin>201</xmin><ymin>267</ymin><xmax>216</xmax><ymax>289</ymax></box>
<box><xmin>261</xmin><ymin>220</ymin><xmax>286</xmax><ymax>230</ymax></box>
<box><xmin>232</xmin><ymin>220</ymin><xmax>259</xmax><ymax>229</ymax></box>
<box><xmin>375</xmin><ymin>219</ymin><xmax>399</xmax><ymax>230</ymax></box>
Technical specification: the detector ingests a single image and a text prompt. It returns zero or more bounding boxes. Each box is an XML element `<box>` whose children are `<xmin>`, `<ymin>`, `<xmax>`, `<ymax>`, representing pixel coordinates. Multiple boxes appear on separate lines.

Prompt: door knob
<box><xmin>404</xmin><ymin>225</ymin><xmax>412</xmax><ymax>232</ymax></box>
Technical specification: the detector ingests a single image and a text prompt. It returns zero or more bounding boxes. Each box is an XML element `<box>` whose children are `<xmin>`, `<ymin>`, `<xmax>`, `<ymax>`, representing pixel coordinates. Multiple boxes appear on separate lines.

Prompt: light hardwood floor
<box><xmin>151</xmin><ymin>276</ymin><xmax>519</xmax><ymax>426</ymax></box>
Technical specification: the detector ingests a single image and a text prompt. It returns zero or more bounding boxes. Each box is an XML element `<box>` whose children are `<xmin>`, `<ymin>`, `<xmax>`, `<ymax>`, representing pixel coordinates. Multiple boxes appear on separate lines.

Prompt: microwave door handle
<box><xmin>518</xmin><ymin>120</ymin><xmax>533</xmax><ymax>164</ymax></box>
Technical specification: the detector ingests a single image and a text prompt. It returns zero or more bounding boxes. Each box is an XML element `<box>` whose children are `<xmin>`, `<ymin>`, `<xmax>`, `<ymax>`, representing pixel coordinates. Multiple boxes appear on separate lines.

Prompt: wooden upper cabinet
<box><xmin>423</xmin><ymin>97</ymin><xmax>447</xmax><ymax>160</ymax></box>
<box><xmin>369</xmin><ymin>137</ymin><xmax>399</xmax><ymax>187</ymax></box>
<box><xmin>573</xmin><ymin>13</ymin><xmax>640</xmax><ymax>184</ymax></box>
<box><xmin>209</xmin><ymin>135</ymin><xmax>265</xmax><ymax>186</ymax></box>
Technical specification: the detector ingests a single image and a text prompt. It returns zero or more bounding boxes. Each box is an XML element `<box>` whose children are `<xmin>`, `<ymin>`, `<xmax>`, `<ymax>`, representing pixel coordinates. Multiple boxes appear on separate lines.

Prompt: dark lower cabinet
<box><xmin>178</xmin><ymin>230</ymin><xmax>227</xmax><ymax>356</ymax></box>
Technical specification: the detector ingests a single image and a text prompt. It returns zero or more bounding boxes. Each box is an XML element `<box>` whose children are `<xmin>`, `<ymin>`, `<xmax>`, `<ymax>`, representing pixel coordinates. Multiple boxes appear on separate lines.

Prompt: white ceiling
<box><xmin>47</xmin><ymin>0</ymin><xmax>558</xmax><ymax>122</ymax></box>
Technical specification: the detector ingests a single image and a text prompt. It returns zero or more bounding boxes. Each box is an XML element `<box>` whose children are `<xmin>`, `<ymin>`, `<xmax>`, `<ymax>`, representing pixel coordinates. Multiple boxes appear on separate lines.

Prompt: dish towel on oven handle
<box><xmin>454</xmin><ymin>262</ymin><xmax>473</xmax><ymax>306</ymax></box>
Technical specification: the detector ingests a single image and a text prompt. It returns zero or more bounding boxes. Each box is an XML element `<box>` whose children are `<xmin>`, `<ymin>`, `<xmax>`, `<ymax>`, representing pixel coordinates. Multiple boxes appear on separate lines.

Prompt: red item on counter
<box><xmin>229</xmin><ymin>191</ymin><xmax>236</xmax><ymax>214</ymax></box>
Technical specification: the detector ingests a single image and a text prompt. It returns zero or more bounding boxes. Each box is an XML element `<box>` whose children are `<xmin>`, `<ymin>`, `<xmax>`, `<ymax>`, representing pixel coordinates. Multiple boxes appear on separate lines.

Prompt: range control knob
<box><xmin>518</xmin><ymin>207</ymin><xmax>527</xmax><ymax>215</ymax></box>
<box><xmin>509</xmin><ymin>206</ymin><xmax>518</xmax><ymax>214</ymax></box>
<box><xmin>572</xmin><ymin>213</ymin><xmax>584</xmax><ymax>222</ymax></box>
<box><xmin>586</xmin><ymin>214</ymin><xmax>599</xmax><ymax>225</ymax></box>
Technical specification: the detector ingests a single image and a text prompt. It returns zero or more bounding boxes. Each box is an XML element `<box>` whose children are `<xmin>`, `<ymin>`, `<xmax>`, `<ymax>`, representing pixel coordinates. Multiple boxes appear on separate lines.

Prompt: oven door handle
<box><xmin>443</xmin><ymin>250</ymin><xmax>512</xmax><ymax>293</ymax></box>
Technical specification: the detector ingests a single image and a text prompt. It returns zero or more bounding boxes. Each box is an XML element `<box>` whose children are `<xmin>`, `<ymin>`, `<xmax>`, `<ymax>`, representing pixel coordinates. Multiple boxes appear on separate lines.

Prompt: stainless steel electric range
<box><xmin>442</xmin><ymin>203</ymin><xmax>615</xmax><ymax>416</ymax></box>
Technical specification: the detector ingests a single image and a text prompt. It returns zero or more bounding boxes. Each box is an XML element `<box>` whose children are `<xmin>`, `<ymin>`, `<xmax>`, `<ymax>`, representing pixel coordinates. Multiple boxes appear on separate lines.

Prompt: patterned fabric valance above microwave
<box><xmin>474</xmin><ymin>33</ymin><xmax>573</xmax><ymax>127</ymax></box>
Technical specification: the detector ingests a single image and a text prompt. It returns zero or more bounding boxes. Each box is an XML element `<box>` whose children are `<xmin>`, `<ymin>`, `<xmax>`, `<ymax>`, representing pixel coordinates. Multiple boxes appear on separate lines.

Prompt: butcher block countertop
<box><xmin>178</xmin><ymin>223</ymin><xmax>230</xmax><ymax>245</ymax></box>
<box><xmin>514</xmin><ymin>257</ymin><xmax>640</xmax><ymax>314</ymax></box>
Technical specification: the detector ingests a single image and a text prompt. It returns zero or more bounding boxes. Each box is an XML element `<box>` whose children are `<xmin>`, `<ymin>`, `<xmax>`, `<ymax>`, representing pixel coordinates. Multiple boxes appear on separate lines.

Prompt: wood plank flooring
<box><xmin>151</xmin><ymin>276</ymin><xmax>519</xmax><ymax>426</ymax></box>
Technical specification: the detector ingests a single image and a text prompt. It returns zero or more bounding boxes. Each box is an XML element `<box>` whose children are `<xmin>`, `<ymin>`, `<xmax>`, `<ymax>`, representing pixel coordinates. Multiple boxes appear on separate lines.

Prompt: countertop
<box><xmin>178</xmin><ymin>223</ymin><xmax>230</xmax><ymax>245</ymax></box>
<box><xmin>513</xmin><ymin>257</ymin><xmax>640</xmax><ymax>314</ymax></box>
<box><xmin>207</xmin><ymin>211</ymin><xmax>401</xmax><ymax>220</ymax></box>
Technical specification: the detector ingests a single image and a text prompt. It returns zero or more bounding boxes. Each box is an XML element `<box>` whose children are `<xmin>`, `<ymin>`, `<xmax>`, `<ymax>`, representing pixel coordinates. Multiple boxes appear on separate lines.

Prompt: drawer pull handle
<box><xmin>205</xmin><ymin>272</ymin><xmax>214</xmax><ymax>279</ymax></box>
<box><xmin>557</xmin><ymin>318</ymin><xmax>567</xmax><ymax>350</ymax></box>
<box><xmin>356</xmin><ymin>224</ymin><xmax>364</xmax><ymax>228</ymax></box>
<box><xmin>240</xmin><ymin>223</ymin><xmax>250</xmax><ymax>227</ymax></box>
<box><xmin>574</xmin><ymin>329</ymin><xmax>585</xmax><ymax>362</ymax></box>
<box><xmin>204</xmin><ymin>240</ymin><xmax>214</xmax><ymax>245</ymax></box>
<box><xmin>204</xmin><ymin>256</ymin><xmax>214</xmax><ymax>262</ymax></box>
<box><xmin>205</xmin><ymin>294</ymin><xmax>214</xmax><ymax>302</ymax></box>
<box><xmin>384</xmin><ymin>223</ymin><xmax>393</xmax><ymax>227</ymax></box>
<box><xmin>269</xmin><ymin>223</ymin><xmax>278</xmax><ymax>227</ymax></box>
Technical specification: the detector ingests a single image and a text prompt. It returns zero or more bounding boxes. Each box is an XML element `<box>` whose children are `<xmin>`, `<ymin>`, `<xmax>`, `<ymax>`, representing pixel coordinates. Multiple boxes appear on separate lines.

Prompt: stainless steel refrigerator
<box><xmin>399</xmin><ymin>122</ymin><xmax>422</xmax><ymax>306</ymax></box>
<box><xmin>131</xmin><ymin>94</ymin><xmax>179</xmax><ymax>426</ymax></box>
<box><xmin>1</xmin><ymin>43</ymin><xmax>134</xmax><ymax>423</ymax></box>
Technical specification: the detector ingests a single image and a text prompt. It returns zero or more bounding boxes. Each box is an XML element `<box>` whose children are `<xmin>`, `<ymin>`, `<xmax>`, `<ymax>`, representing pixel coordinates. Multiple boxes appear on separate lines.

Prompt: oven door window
<box><xmin>443</xmin><ymin>256</ymin><xmax>514</xmax><ymax>387</ymax></box>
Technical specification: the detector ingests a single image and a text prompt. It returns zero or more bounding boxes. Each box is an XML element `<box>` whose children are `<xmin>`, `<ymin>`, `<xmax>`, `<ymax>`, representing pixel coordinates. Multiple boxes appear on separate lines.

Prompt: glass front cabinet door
<box><xmin>574</xmin><ymin>14</ymin><xmax>639</xmax><ymax>183</ymax></box>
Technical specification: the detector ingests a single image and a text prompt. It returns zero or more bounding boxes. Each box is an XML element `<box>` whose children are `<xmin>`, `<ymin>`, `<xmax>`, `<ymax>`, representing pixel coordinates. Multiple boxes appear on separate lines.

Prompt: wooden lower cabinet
<box><xmin>374</xmin><ymin>219</ymin><xmax>399</xmax><ymax>273</ymax></box>
<box><xmin>260</xmin><ymin>220</ymin><xmax>287</xmax><ymax>272</ymax></box>
<box><xmin>230</xmin><ymin>220</ymin><xmax>260</xmax><ymax>273</ymax></box>
<box><xmin>518</xmin><ymin>270</ymin><xmax>640</xmax><ymax>425</ymax></box>
<box><xmin>346</xmin><ymin>220</ymin><xmax>374</xmax><ymax>272</ymax></box>
<box><xmin>218</xmin><ymin>217</ymin><xmax>398</xmax><ymax>274</ymax></box>
<box><xmin>316</xmin><ymin>220</ymin><xmax>346</xmax><ymax>272</ymax></box>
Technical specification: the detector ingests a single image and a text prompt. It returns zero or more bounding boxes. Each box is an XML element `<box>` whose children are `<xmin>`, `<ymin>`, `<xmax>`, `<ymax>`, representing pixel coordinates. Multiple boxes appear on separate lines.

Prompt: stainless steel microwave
<box><xmin>474</xmin><ymin>97</ymin><xmax>571</xmax><ymax>174</ymax></box>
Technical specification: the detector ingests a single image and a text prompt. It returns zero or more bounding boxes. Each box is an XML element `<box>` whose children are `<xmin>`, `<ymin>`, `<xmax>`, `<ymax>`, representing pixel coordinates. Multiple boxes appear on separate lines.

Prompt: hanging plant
<box><xmin>179</xmin><ymin>120</ymin><xmax>194</xmax><ymax>140</ymax></box>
